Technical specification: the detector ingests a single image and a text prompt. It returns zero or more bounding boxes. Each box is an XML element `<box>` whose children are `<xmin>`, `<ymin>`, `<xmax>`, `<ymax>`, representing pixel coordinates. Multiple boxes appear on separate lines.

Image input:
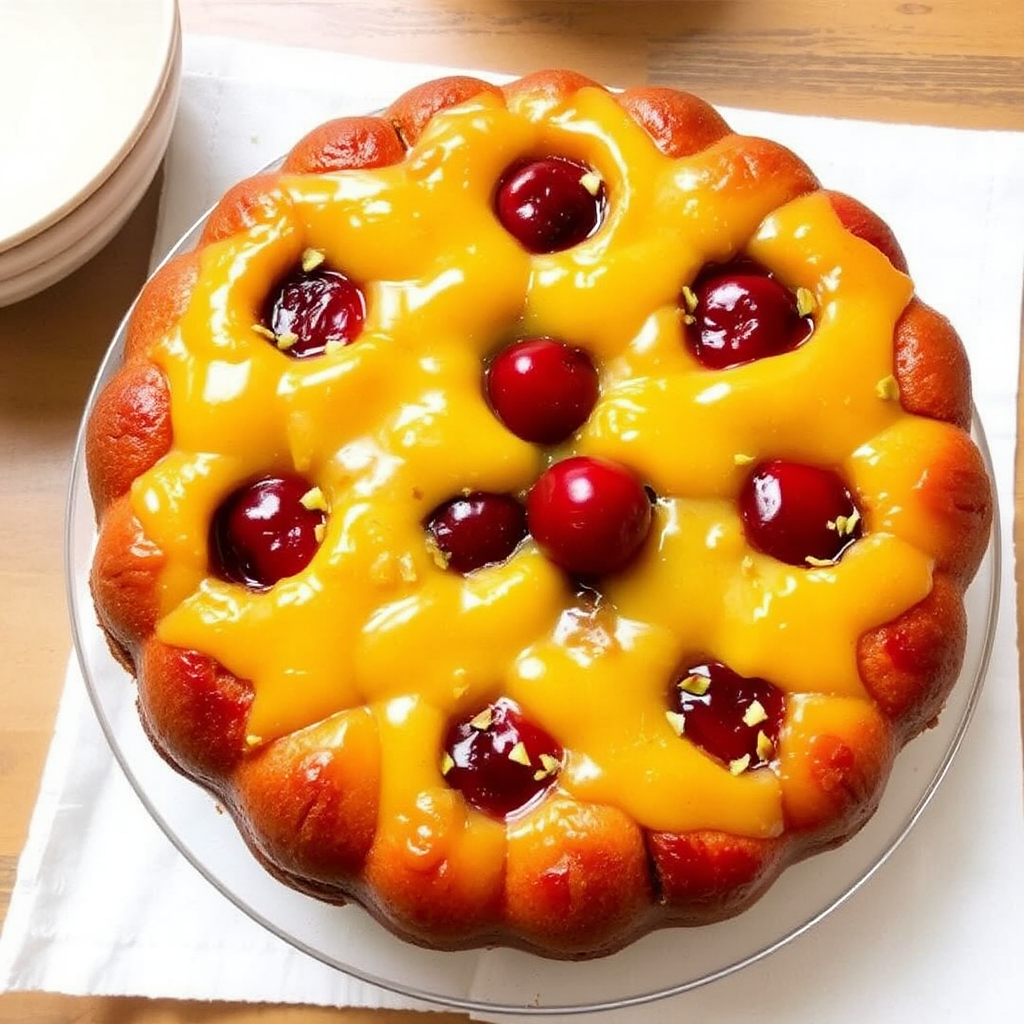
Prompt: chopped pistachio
<box><xmin>805</xmin><ymin>554</ymin><xmax>836</xmax><ymax>568</ymax></box>
<box><xmin>795</xmin><ymin>286</ymin><xmax>816</xmax><ymax>317</ymax></box>
<box><xmin>245</xmin><ymin>733</ymin><xmax>263</xmax><ymax>748</ymax></box>
<box><xmin>876</xmin><ymin>374</ymin><xmax>900</xmax><ymax>401</ymax></box>
<box><xmin>398</xmin><ymin>554</ymin><xmax>418</xmax><ymax>583</ymax></box>
<box><xmin>469</xmin><ymin>707</ymin><xmax>494</xmax><ymax>731</ymax></box>
<box><xmin>729</xmin><ymin>754</ymin><xmax>751</xmax><ymax>775</ymax></box>
<box><xmin>681</xmin><ymin>285</ymin><xmax>698</xmax><ymax>313</ymax></box>
<box><xmin>679</xmin><ymin>673</ymin><xmax>710</xmax><ymax>696</ymax></box>
<box><xmin>665</xmin><ymin>710</ymin><xmax>687</xmax><ymax>736</ymax></box>
<box><xmin>300</xmin><ymin>486</ymin><xmax>328</xmax><ymax>512</ymax></box>
<box><xmin>508</xmin><ymin>741</ymin><xmax>531</xmax><ymax>766</ymax></box>
<box><xmin>829</xmin><ymin>509</ymin><xmax>861</xmax><ymax>537</ymax></box>
<box><xmin>756</xmin><ymin>730</ymin><xmax>775</xmax><ymax>762</ymax></box>
<box><xmin>301</xmin><ymin>247</ymin><xmax>326</xmax><ymax>272</ymax></box>
<box><xmin>579</xmin><ymin>171</ymin><xmax>603</xmax><ymax>196</ymax></box>
<box><xmin>733</xmin><ymin>452</ymin><xmax>755</xmax><ymax>466</ymax></box>
<box><xmin>275</xmin><ymin>331</ymin><xmax>299</xmax><ymax>351</ymax></box>
<box><xmin>425</xmin><ymin>535</ymin><xmax>450</xmax><ymax>571</ymax></box>
<box><xmin>324</xmin><ymin>339</ymin><xmax>345</xmax><ymax>355</ymax></box>
<box><xmin>531</xmin><ymin>754</ymin><xmax>561</xmax><ymax>783</ymax></box>
<box><xmin>742</xmin><ymin>699</ymin><xmax>768</xmax><ymax>728</ymax></box>
<box><xmin>313</xmin><ymin>522</ymin><xmax>326</xmax><ymax>544</ymax></box>
<box><xmin>251</xmin><ymin>323</ymin><xmax>277</xmax><ymax>340</ymax></box>
<box><xmin>682</xmin><ymin>312</ymin><xmax>696</xmax><ymax>326</ymax></box>
<box><xmin>440</xmin><ymin>752</ymin><xmax>455</xmax><ymax>776</ymax></box>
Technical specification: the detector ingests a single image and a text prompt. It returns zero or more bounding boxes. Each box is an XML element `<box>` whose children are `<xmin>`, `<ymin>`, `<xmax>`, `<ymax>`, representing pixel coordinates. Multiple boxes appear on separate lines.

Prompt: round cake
<box><xmin>86</xmin><ymin>70</ymin><xmax>993</xmax><ymax>959</ymax></box>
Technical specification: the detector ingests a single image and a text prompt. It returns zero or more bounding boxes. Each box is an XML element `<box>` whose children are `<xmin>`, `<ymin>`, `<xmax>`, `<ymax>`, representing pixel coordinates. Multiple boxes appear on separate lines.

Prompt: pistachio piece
<box><xmin>805</xmin><ymin>554</ymin><xmax>836</xmax><ymax>568</ymax></box>
<box><xmin>299</xmin><ymin>486</ymin><xmax>328</xmax><ymax>512</ymax></box>
<box><xmin>469</xmin><ymin>707</ymin><xmax>494</xmax><ymax>731</ymax></box>
<box><xmin>876</xmin><ymin>374</ymin><xmax>900</xmax><ymax>401</ymax></box>
<box><xmin>742</xmin><ymin>699</ymin><xmax>768</xmax><ymax>727</ymax></box>
<box><xmin>756</xmin><ymin>730</ymin><xmax>775</xmax><ymax>762</ymax></box>
<box><xmin>507</xmin><ymin>741</ymin><xmax>531</xmax><ymax>766</ymax></box>
<box><xmin>795</xmin><ymin>286</ymin><xmax>816</xmax><ymax>317</ymax></box>
<box><xmin>301</xmin><ymin>247</ymin><xmax>326</xmax><ymax>273</ymax></box>
<box><xmin>679</xmin><ymin>673</ymin><xmax>710</xmax><ymax>696</ymax></box>
<box><xmin>665</xmin><ymin>710</ymin><xmax>687</xmax><ymax>736</ymax></box>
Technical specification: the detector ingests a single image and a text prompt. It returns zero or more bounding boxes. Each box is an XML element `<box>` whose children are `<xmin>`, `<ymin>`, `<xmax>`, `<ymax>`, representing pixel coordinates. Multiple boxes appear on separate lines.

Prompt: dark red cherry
<box><xmin>210</xmin><ymin>476</ymin><xmax>326</xmax><ymax>588</ymax></box>
<box><xmin>668</xmin><ymin>661</ymin><xmax>785</xmax><ymax>771</ymax></box>
<box><xmin>686</xmin><ymin>263</ymin><xmax>812</xmax><ymax>369</ymax></box>
<box><xmin>739</xmin><ymin>459</ymin><xmax>862</xmax><ymax>567</ymax></box>
<box><xmin>494</xmin><ymin>156</ymin><xmax>605</xmax><ymax>253</ymax></box>
<box><xmin>486</xmin><ymin>338</ymin><xmax>599</xmax><ymax>444</ymax></box>
<box><xmin>442</xmin><ymin>697</ymin><xmax>562</xmax><ymax>819</ymax></box>
<box><xmin>426</xmin><ymin>492</ymin><xmax>527</xmax><ymax>573</ymax></box>
<box><xmin>527</xmin><ymin>456</ymin><xmax>651</xmax><ymax>577</ymax></box>
<box><xmin>261</xmin><ymin>265</ymin><xmax>365</xmax><ymax>358</ymax></box>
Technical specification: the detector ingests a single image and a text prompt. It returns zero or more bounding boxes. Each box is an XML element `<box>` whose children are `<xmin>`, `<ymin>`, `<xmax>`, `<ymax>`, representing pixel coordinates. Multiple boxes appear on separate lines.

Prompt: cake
<box><xmin>85</xmin><ymin>70</ymin><xmax>993</xmax><ymax>959</ymax></box>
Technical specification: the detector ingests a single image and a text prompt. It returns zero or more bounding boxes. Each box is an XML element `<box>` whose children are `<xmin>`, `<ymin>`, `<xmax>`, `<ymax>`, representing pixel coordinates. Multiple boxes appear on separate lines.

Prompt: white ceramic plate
<box><xmin>0</xmin><ymin>19</ymin><xmax>181</xmax><ymax>306</ymax></box>
<box><xmin>66</xmin><ymin>214</ymin><xmax>1000</xmax><ymax>1014</ymax></box>
<box><xmin>0</xmin><ymin>0</ymin><xmax>179</xmax><ymax>253</ymax></box>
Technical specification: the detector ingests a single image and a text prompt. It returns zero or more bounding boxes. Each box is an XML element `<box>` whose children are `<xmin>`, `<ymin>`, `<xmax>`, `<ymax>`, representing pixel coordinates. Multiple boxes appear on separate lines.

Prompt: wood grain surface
<box><xmin>1</xmin><ymin>1</ymin><xmax>1021</xmax><ymax>1022</ymax></box>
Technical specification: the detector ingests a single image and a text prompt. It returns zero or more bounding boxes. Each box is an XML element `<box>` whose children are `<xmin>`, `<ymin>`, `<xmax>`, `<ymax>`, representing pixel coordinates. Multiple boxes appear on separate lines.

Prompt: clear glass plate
<box><xmin>66</xmin><ymin>211</ymin><xmax>1001</xmax><ymax>1015</ymax></box>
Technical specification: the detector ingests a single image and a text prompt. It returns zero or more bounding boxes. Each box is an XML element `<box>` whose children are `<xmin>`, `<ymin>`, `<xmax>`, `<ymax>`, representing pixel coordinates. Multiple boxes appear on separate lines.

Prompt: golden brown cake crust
<box><xmin>85</xmin><ymin>70</ymin><xmax>993</xmax><ymax>960</ymax></box>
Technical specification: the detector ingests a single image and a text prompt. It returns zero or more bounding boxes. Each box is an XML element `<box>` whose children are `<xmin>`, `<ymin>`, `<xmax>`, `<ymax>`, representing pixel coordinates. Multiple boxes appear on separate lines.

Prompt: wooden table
<box><xmin>1</xmin><ymin>2</ymin><xmax>1021</xmax><ymax>1021</ymax></box>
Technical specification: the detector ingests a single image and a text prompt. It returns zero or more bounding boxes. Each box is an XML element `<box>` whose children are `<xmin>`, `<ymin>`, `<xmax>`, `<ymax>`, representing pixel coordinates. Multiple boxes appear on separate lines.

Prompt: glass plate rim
<box><xmin>63</xmin><ymin>190</ymin><xmax>1003</xmax><ymax>1017</ymax></box>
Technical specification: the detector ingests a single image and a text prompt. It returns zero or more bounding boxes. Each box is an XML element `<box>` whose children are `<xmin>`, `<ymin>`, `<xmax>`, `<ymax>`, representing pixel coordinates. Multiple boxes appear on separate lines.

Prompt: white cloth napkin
<box><xmin>3</xmin><ymin>34</ymin><xmax>1024</xmax><ymax>1022</ymax></box>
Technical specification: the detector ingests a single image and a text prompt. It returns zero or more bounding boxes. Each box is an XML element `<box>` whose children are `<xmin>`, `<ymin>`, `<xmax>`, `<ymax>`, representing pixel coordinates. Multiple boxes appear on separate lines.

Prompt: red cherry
<box><xmin>527</xmin><ymin>456</ymin><xmax>652</xmax><ymax>577</ymax></box>
<box><xmin>261</xmin><ymin>266</ymin><xmax>365</xmax><ymax>358</ymax></box>
<box><xmin>210</xmin><ymin>476</ymin><xmax>326</xmax><ymax>588</ymax></box>
<box><xmin>686</xmin><ymin>263</ymin><xmax>812</xmax><ymax>369</ymax></box>
<box><xmin>739</xmin><ymin>459</ymin><xmax>862</xmax><ymax>567</ymax></box>
<box><xmin>494</xmin><ymin>156</ymin><xmax>605</xmax><ymax>253</ymax></box>
<box><xmin>426</xmin><ymin>492</ymin><xmax>527</xmax><ymax>574</ymax></box>
<box><xmin>669</xmin><ymin>661</ymin><xmax>785</xmax><ymax>770</ymax></box>
<box><xmin>486</xmin><ymin>338</ymin><xmax>599</xmax><ymax>444</ymax></box>
<box><xmin>442</xmin><ymin>697</ymin><xmax>562</xmax><ymax>819</ymax></box>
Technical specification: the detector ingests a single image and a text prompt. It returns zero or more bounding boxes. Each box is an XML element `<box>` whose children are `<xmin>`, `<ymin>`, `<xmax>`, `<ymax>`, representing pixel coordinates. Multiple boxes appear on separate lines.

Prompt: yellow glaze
<box><xmin>131</xmin><ymin>85</ymin><xmax>940</xmax><ymax>839</ymax></box>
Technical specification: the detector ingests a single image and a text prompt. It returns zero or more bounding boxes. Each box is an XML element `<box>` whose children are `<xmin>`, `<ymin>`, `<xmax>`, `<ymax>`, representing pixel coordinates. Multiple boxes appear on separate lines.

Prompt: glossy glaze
<box><xmin>129</xmin><ymin>85</ymin><xmax>944</xmax><ymax>840</ymax></box>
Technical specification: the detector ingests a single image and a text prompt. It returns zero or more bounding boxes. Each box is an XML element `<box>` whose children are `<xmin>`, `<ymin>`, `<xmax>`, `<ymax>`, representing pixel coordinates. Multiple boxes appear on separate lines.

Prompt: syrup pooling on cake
<box><xmin>130</xmin><ymin>85</ymin><xmax>944</xmax><ymax>840</ymax></box>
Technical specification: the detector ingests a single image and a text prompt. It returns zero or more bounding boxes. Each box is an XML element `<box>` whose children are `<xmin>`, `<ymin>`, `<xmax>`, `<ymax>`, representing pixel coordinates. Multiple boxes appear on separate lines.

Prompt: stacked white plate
<box><xmin>0</xmin><ymin>0</ymin><xmax>181</xmax><ymax>306</ymax></box>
